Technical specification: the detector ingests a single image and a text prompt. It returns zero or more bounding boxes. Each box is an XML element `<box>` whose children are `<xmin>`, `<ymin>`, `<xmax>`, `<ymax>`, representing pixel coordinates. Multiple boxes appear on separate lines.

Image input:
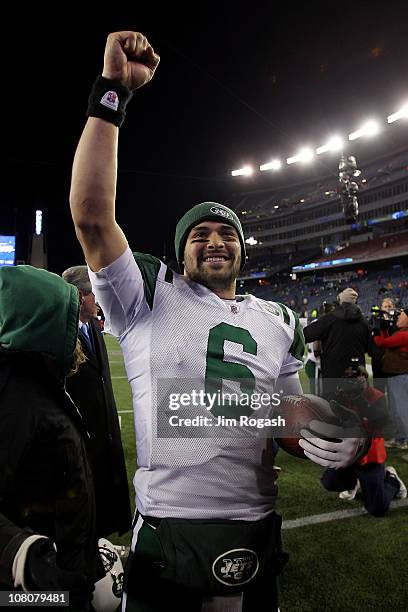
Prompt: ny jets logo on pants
<box><xmin>212</xmin><ymin>548</ymin><xmax>259</xmax><ymax>587</ymax></box>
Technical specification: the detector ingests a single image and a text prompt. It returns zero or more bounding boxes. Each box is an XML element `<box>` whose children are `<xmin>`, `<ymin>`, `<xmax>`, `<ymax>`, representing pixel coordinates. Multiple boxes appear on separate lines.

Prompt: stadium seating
<box><xmin>250</xmin><ymin>269</ymin><xmax>408</xmax><ymax>316</ymax></box>
<box><xmin>314</xmin><ymin>230</ymin><xmax>408</xmax><ymax>265</ymax></box>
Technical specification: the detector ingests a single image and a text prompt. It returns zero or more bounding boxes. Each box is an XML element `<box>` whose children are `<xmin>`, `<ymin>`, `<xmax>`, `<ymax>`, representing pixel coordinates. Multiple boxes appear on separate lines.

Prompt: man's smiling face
<box><xmin>183</xmin><ymin>221</ymin><xmax>241</xmax><ymax>294</ymax></box>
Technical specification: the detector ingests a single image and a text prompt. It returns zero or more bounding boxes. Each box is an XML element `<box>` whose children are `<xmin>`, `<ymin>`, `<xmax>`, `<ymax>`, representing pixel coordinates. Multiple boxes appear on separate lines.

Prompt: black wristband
<box><xmin>87</xmin><ymin>76</ymin><xmax>133</xmax><ymax>127</ymax></box>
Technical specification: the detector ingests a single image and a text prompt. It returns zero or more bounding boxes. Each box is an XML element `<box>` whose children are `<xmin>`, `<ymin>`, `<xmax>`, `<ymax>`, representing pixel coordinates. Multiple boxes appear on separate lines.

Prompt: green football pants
<box><xmin>121</xmin><ymin>515</ymin><xmax>279</xmax><ymax>612</ymax></box>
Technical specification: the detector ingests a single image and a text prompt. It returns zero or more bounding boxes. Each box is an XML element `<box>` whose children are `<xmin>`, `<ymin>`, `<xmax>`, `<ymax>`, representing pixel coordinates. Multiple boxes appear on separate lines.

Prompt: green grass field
<box><xmin>105</xmin><ymin>334</ymin><xmax>408</xmax><ymax>612</ymax></box>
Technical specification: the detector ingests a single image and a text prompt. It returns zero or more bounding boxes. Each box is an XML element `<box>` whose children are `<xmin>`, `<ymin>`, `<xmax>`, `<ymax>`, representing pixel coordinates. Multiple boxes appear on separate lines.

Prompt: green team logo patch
<box><xmin>212</xmin><ymin>548</ymin><xmax>259</xmax><ymax>586</ymax></box>
<box><xmin>210</xmin><ymin>206</ymin><xmax>233</xmax><ymax>220</ymax></box>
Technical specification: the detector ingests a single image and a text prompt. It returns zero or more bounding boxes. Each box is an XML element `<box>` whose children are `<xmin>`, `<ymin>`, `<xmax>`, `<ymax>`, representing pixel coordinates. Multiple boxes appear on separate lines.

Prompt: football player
<box><xmin>70</xmin><ymin>30</ymin><xmax>369</xmax><ymax>612</ymax></box>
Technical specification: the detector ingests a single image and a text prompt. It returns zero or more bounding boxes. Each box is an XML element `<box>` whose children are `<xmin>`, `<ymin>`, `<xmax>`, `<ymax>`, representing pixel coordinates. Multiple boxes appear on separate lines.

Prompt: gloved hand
<box><xmin>24</xmin><ymin>539</ymin><xmax>89</xmax><ymax>607</ymax></box>
<box><xmin>352</xmin><ymin>395</ymin><xmax>390</xmax><ymax>436</ymax></box>
<box><xmin>298</xmin><ymin>400</ymin><xmax>369</xmax><ymax>469</ymax></box>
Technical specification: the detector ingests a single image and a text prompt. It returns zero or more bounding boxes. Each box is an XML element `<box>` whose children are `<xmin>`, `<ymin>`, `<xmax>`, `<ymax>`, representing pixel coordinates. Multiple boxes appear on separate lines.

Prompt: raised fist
<box><xmin>102</xmin><ymin>31</ymin><xmax>160</xmax><ymax>91</ymax></box>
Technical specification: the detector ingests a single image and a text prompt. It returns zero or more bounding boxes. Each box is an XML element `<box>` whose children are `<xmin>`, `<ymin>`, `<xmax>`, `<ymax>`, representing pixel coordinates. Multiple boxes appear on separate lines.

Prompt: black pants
<box><xmin>122</xmin><ymin>516</ymin><xmax>280</xmax><ymax>612</ymax></box>
<box><xmin>321</xmin><ymin>462</ymin><xmax>400</xmax><ymax>517</ymax></box>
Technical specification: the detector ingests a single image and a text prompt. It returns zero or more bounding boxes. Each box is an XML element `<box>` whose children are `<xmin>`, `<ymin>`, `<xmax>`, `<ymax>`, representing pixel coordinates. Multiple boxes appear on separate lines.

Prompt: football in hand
<box><xmin>274</xmin><ymin>394</ymin><xmax>341</xmax><ymax>458</ymax></box>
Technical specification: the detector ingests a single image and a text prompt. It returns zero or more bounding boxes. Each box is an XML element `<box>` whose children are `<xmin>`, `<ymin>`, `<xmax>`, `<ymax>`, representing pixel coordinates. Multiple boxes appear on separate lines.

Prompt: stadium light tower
<box><xmin>286</xmin><ymin>148</ymin><xmax>314</xmax><ymax>165</ymax></box>
<box><xmin>387</xmin><ymin>103</ymin><xmax>408</xmax><ymax>123</ymax></box>
<box><xmin>338</xmin><ymin>155</ymin><xmax>361</xmax><ymax>223</ymax></box>
<box><xmin>29</xmin><ymin>209</ymin><xmax>48</xmax><ymax>269</ymax></box>
<box><xmin>260</xmin><ymin>159</ymin><xmax>282</xmax><ymax>172</ymax></box>
<box><xmin>35</xmin><ymin>210</ymin><xmax>43</xmax><ymax>236</ymax></box>
<box><xmin>316</xmin><ymin>135</ymin><xmax>344</xmax><ymax>155</ymax></box>
<box><xmin>231</xmin><ymin>166</ymin><xmax>254</xmax><ymax>177</ymax></box>
<box><xmin>348</xmin><ymin>120</ymin><xmax>380</xmax><ymax>141</ymax></box>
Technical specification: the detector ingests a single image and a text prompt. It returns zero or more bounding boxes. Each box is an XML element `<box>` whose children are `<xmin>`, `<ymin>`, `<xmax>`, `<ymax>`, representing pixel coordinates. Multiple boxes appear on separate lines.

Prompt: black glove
<box><xmin>329</xmin><ymin>400</ymin><xmax>371</xmax><ymax>462</ymax></box>
<box><xmin>25</xmin><ymin>539</ymin><xmax>89</xmax><ymax>606</ymax></box>
<box><xmin>329</xmin><ymin>400</ymin><xmax>367</xmax><ymax>430</ymax></box>
<box><xmin>352</xmin><ymin>395</ymin><xmax>392</xmax><ymax>436</ymax></box>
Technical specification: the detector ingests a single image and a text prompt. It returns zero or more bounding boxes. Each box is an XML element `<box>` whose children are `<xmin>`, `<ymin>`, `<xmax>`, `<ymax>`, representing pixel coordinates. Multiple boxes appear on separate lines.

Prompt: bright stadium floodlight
<box><xmin>35</xmin><ymin>210</ymin><xmax>43</xmax><ymax>236</ymax></box>
<box><xmin>260</xmin><ymin>159</ymin><xmax>282</xmax><ymax>171</ymax></box>
<box><xmin>387</xmin><ymin>103</ymin><xmax>408</xmax><ymax>123</ymax></box>
<box><xmin>348</xmin><ymin>120</ymin><xmax>380</xmax><ymax>141</ymax></box>
<box><xmin>316</xmin><ymin>135</ymin><xmax>344</xmax><ymax>154</ymax></box>
<box><xmin>231</xmin><ymin>165</ymin><xmax>253</xmax><ymax>177</ymax></box>
<box><xmin>245</xmin><ymin>236</ymin><xmax>258</xmax><ymax>245</ymax></box>
<box><xmin>286</xmin><ymin>148</ymin><xmax>314</xmax><ymax>165</ymax></box>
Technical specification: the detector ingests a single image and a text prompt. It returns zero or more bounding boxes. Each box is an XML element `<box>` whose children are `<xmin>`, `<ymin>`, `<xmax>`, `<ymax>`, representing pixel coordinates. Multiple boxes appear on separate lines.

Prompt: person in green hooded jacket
<box><xmin>0</xmin><ymin>265</ymin><xmax>102</xmax><ymax>610</ymax></box>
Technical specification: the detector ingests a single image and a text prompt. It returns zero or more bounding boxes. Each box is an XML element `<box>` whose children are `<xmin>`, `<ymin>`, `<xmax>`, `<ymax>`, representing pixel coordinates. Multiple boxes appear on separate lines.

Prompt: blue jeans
<box><xmin>321</xmin><ymin>463</ymin><xmax>400</xmax><ymax>517</ymax></box>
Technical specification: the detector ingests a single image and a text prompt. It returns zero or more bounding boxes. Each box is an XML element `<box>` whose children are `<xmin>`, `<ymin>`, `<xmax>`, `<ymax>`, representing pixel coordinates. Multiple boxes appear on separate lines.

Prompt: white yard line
<box><xmin>114</xmin><ymin>499</ymin><xmax>408</xmax><ymax>562</ymax></box>
<box><xmin>112</xmin><ymin>376</ymin><xmax>128</xmax><ymax>379</ymax></box>
<box><xmin>282</xmin><ymin>498</ymin><xmax>408</xmax><ymax>530</ymax></box>
<box><xmin>117</xmin><ymin>410</ymin><xmax>133</xmax><ymax>414</ymax></box>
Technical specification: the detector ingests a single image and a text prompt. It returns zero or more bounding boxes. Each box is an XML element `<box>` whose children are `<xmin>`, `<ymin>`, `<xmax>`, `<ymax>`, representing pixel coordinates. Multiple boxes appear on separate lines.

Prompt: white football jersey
<box><xmin>89</xmin><ymin>247</ymin><xmax>304</xmax><ymax>520</ymax></box>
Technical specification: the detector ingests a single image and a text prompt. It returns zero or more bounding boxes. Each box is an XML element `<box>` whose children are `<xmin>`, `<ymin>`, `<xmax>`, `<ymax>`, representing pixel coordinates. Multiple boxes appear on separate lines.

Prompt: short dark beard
<box><xmin>185</xmin><ymin>258</ymin><xmax>240</xmax><ymax>293</ymax></box>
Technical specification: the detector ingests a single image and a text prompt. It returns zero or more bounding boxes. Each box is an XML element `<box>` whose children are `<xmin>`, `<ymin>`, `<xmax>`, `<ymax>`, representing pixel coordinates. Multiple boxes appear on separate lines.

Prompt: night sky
<box><xmin>2</xmin><ymin>3</ymin><xmax>408</xmax><ymax>272</ymax></box>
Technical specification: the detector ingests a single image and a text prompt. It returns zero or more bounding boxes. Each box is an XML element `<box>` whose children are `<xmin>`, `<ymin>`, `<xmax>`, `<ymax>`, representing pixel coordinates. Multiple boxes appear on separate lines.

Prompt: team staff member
<box><xmin>63</xmin><ymin>265</ymin><xmax>131</xmax><ymax>539</ymax></box>
<box><xmin>70</xmin><ymin>31</ymin><xmax>369</xmax><ymax>612</ymax></box>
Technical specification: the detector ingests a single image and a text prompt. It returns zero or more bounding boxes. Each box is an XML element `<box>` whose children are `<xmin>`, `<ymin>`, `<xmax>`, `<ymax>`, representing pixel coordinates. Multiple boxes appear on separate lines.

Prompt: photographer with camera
<box><xmin>369</xmin><ymin>298</ymin><xmax>397</xmax><ymax>393</ymax></box>
<box><xmin>373</xmin><ymin>308</ymin><xmax>408</xmax><ymax>449</ymax></box>
<box><xmin>320</xmin><ymin>363</ymin><xmax>407</xmax><ymax>516</ymax></box>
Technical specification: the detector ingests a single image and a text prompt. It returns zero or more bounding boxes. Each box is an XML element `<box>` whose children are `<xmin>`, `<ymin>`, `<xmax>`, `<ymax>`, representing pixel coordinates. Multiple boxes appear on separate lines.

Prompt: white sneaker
<box><xmin>386</xmin><ymin>466</ymin><xmax>407</xmax><ymax>499</ymax></box>
<box><xmin>339</xmin><ymin>481</ymin><xmax>360</xmax><ymax>500</ymax></box>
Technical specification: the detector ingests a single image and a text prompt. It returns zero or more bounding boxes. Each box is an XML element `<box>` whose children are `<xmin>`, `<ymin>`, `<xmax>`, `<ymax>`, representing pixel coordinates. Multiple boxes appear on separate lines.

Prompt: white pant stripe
<box><xmin>121</xmin><ymin>514</ymin><xmax>144</xmax><ymax>612</ymax></box>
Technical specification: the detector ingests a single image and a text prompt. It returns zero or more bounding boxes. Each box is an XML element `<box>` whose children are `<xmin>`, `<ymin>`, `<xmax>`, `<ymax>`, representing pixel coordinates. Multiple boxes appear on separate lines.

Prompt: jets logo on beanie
<box><xmin>174</xmin><ymin>202</ymin><xmax>246</xmax><ymax>269</ymax></box>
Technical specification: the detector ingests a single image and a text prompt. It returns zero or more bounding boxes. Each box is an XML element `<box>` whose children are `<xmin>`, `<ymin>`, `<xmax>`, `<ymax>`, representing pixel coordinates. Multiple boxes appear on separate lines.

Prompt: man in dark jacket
<box><xmin>0</xmin><ymin>265</ymin><xmax>102</xmax><ymax>609</ymax></box>
<box><xmin>303</xmin><ymin>288</ymin><xmax>370</xmax><ymax>396</ymax></box>
<box><xmin>62</xmin><ymin>265</ymin><xmax>131</xmax><ymax>538</ymax></box>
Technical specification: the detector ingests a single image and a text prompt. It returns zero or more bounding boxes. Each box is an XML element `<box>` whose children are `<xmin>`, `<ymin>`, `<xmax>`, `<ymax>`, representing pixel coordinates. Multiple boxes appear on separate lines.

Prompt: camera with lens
<box><xmin>370</xmin><ymin>306</ymin><xmax>399</xmax><ymax>333</ymax></box>
<box><xmin>347</xmin><ymin>357</ymin><xmax>361</xmax><ymax>378</ymax></box>
<box><xmin>336</xmin><ymin>357</ymin><xmax>366</xmax><ymax>396</ymax></box>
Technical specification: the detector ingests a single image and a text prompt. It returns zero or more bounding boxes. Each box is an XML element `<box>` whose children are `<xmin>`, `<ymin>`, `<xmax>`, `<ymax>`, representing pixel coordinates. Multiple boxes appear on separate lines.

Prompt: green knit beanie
<box><xmin>174</xmin><ymin>202</ymin><xmax>246</xmax><ymax>269</ymax></box>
